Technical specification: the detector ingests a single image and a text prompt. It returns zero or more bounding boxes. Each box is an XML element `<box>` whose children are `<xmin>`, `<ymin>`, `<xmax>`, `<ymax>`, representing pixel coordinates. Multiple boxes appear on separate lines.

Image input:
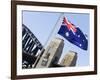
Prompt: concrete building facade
<box><xmin>36</xmin><ymin>37</ymin><xmax>64</xmax><ymax>68</ymax></box>
<box><xmin>60</xmin><ymin>51</ymin><xmax>77</xmax><ymax>67</ymax></box>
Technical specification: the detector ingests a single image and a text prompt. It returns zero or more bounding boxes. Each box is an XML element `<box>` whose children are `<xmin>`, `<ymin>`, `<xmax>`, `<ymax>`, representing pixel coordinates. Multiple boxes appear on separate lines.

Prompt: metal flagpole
<box><xmin>44</xmin><ymin>13</ymin><xmax>64</xmax><ymax>49</ymax></box>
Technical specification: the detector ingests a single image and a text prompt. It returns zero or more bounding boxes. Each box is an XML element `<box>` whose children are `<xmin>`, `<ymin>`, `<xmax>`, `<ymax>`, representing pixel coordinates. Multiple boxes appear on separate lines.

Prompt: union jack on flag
<box><xmin>62</xmin><ymin>17</ymin><xmax>77</xmax><ymax>33</ymax></box>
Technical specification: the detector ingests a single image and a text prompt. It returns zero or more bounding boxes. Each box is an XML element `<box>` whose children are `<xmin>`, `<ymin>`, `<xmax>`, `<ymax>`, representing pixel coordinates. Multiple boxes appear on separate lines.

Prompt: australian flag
<box><xmin>58</xmin><ymin>17</ymin><xmax>88</xmax><ymax>50</ymax></box>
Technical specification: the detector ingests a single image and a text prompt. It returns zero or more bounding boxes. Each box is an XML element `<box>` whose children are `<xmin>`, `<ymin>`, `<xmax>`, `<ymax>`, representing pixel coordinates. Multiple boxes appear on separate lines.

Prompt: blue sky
<box><xmin>22</xmin><ymin>10</ymin><xmax>90</xmax><ymax>66</ymax></box>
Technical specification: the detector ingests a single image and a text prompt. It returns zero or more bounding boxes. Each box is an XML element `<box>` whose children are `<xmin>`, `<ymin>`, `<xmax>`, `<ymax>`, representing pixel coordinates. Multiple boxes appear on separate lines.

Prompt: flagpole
<box><xmin>44</xmin><ymin>13</ymin><xmax>64</xmax><ymax>48</ymax></box>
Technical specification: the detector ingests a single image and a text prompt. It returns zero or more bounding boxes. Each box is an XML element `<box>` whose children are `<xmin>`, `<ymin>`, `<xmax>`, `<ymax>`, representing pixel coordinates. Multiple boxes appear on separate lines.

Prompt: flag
<box><xmin>58</xmin><ymin>17</ymin><xmax>88</xmax><ymax>50</ymax></box>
